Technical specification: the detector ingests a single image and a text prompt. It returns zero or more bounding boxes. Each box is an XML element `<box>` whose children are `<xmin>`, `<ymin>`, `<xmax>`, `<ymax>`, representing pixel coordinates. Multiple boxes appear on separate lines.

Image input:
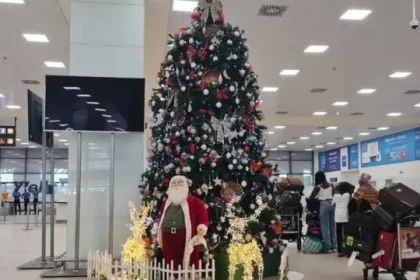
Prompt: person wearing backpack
<box><xmin>309</xmin><ymin>171</ymin><xmax>336</xmax><ymax>253</ymax></box>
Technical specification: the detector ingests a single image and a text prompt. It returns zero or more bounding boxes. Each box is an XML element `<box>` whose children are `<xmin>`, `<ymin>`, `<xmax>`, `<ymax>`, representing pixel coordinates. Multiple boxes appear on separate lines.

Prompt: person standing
<box><xmin>354</xmin><ymin>173</ymin><xmax>378</xmax><ymax>208</ymax></box>
<box><xmin>333</xmin><ymin>183</ymin><xmax>351</xmax><ymax>257</ymax></box>
<box><xmin>22</xmin><ymin>189</ymin><xmax>31</xmax><ymax>215</ymax></box>
<box><xmin>310</xmin><ymin>171</ymin><xmax>336</xmax><ymax>253</ymax></box>
<box><xmin>32</xmin><ymin>189</ymin><xmax>39</xmax><ymax>215</ymax></box>
<box><xmin>13</xmin><ymin>189</ymin><xmax>22</xmax><ymax>215</ymax></box>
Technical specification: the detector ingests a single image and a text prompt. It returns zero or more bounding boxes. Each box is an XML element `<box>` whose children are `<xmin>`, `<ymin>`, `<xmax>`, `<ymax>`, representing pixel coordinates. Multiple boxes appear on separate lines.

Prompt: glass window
<box><xmin>288</xmin><ymin>174</ymin><xmax>314</xmax><ymax>188</ymax></box>
<box><xmin>26</xmin><ymin>159</ymin><xmax>51</xmax><ymax>173</ymax></box>
<box><xmin>1</xmin><ymin>148</ymin><xmax>26</xmax><ymax>158</ymax></box>
<box><xmin>291</xmin><ymin>161</ymin><xmax>313</xmax><ymax>174</ymax></box>
<box><xmin>268</xmin><ymin>151</ymin><xmax>290</xmax><ymax>160</ymax></box>
<box><xmin>0</xmin><ymin>158</ymin><xmax>26</xmax><ymax>173</ymax></box>
<box><xmin>290</xmin><ymin>151</ymin><xmax>313</xmax><ymax>161</ymax></box>
<box><xmin>267</xmin><ymin>160</ymin><xmax>290</xmax><ymax>174</ymax></box>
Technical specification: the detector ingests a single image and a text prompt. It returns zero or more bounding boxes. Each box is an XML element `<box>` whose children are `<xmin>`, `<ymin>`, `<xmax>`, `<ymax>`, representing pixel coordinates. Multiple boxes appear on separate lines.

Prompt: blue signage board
<box><xmin>361</xmin><ymin>129</ymin><xmax>415</xmax><ymax>168</ymax></box>
<box><xmin>348</xmin><ymin>144</ymin><xmax>359</xmax><ymax>170</ymax></box>
<box><xmin>319</xmin><ymin>148</ymin><xmax>341</xmax><ymax>172</ymax></box>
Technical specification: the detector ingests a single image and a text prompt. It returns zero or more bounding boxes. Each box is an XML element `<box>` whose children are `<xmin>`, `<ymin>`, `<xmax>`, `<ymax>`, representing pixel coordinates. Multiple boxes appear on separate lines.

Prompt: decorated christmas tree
<box><xmin>140</xmin><ymin>0</ymin><xmax>282</xmax><ymax>268</ymax></box>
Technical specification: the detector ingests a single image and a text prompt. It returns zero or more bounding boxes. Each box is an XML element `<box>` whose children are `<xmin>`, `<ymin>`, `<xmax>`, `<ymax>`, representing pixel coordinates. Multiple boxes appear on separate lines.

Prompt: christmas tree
<box><xmin>141</xmin><ymin>0</ymin><xmax>281</xmax><ymax>261</ymax></box>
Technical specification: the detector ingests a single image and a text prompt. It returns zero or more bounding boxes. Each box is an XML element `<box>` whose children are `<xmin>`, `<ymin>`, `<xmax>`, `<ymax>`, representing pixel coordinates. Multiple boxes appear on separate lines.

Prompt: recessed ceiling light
<box><xmin>54</xmin><ymin>133</ymin><xmax>59</xmax><ymax>137</ymax></box>
<box><xmin>267</xmin><ymin>131</ymin><xmax>275</xmax><ymax>135</ymax></box>
<box><xmin>340</xmin><ymin>9</ymin><xmax>372</xmax><ymax>20</ymax></box>
<box><xmin>261</xmin><ymin>87</ymin><xmax>278</xmax><ymax>92</ymax></box>
<box><xmin>63</xmin><ymin>86</ymin><xmax>80</xmax><ymax>90</ymax></box>
<box><xmin>28</xmin><ymin>145</ymin><xmax>37</xmax><ymax>148</ymax></box>
<box><xmin>315</xmin><ymin>145</ymin><xmax>324</xmax><ymax>149</ymax></box>
<box><xmin>332</xmin><ymin>101</ymin><xmax>349</xmax><ymax>106</ymax></box>
<box><xmin>21</xmin><ymin>142</ymin><xmax>29</xmax><ymax>145</ymax></box>
<box><xmin>59</xmin><ymin>123</ymin><xmax>69</xmax><ymax>127</ymax></box>
<box><xmin>102</xmin><ymin>114</ymin><xmax>111</xmax><ymax>118</ymax></box>
<box><xmin>44</xmin><ymin>61</ymin><xmax>65</xmax><ymax>68</ymax></box>
<box><xmin>357</xmin><ymin>88</ymin><xmax>376</xmax><ymax>94</ymax></box>
<box><xmin>274</xmin><ymin>125</ymin><xmax>286</xmax><ymax>129</ymax></box>
<box><xmin>270</xmin><ymin>148</ymin><xmax>278</xmax><ymax>151</ymax></box>
<box><xmin>278</xmin><ymin>145</ymin><xmax>287</xmax><ymax>148</ymax></box>
<box><xmin>414</xmin><ymin>103</ymin><xmax>420</xmax><ymax>107</ymax></box>
<box><xmin>95</xmin><ymin>108</ymin><xmax>106</xmax><ymax>112</ymax></box>
<box><xmin>77</xmin><ymin>94</ymin><xmax>91</xmax><ymax>98</ymax></box>
<box><xmin>116</xmin><ymin>127</ymin><xmax>125</xmax><ymax>131</ymax></box>
<box><xmin>287</xmin><ymin>142</ymin><xmax>295</xmax><ymax>145</ymax></box>
<box><xmin>312</xmin><ymin>132</ymin><xmax>323</xmax><ymax>135</ymax></box>
<box><xmin>172</xmin><ymin>0</ymin><xmax>197</xmax><ymax>12</ymax></box>
<box><xmin>107</xmin><ymin>120</ymin><xmax>117</xmax><ymax>123</ymax></box>
<box><xmin>386</xmin><ymin>112</ymin><xmax>402</xmax><ymax>117</ymax></box>
<box><xmin>6</xmin><ymin>105</ymin><xmax>21</xmax><ymax>109</ymax></box>
<box><xmin>0</xmin><ymin>0</ymin><xmax>25</xmax><ymax>3</ymax></box>
<box><xmin>58</xmin><ymin>139</ymin><xmax>67</xmax><ymax>142</ymax></box>
<box><xmin>86</xmin><ymin>101</ymin><xmax>100</xmax><ymax>105</ymax></box>
<box><xmin>49</xmin><ymin>120</ymin><xmax>60</xmax><ymax>123</ymax></box>
<box><xmin>377</xmin><ymin>127</ymin><xmax>389</xmax><ymax>131</ymax></box>
<box><xmin>326</xmin><ymin>126</ymin><xmax>338</xmax><ymax>130</ymax></box>
<box><xmin>279</xmin><ymin>69</ymin><xmax>300</xmax><ymax>76</ymax></box>
<box><xmin>305</xmin><ymin>148</ymin><xmax>314</xmax><ymax>151</ymax></box>
<box><xmin>389</xmin><ymin>72</ymin><xmax>412</xmax><ymax>78</ymax></box>
<box><xmin>300</xmin><ymin>136</ymin><xmax>310</xmax><ymax>140</ymax></box>
<box><xmin>343</xmin><ymin>137</ymin><xmax>354</xmax><ymax>140</ymax></box>
<box><xmin>64</xmin><ymin>143</ymin><xmax>69</xmax><ymax>146</ymax></box>
<box><xmin>327</xmin><ymin>142</ymin><xmax>336</xmax><ymax>145</ymax></box>
<box><xmin>304</xmin><ymin>45</ymin><xmax>329</xmax><ymax>53</ymax></box>
<box><xmin>359</xmin><ymin>132</ymin><xmax>370</xmax><ymax>136</ymax></box>
<box><xmin>16</xmin><ymin>139</ymin><xmax>21</xmax><ymax>142</ymax></box>
<box><xmin>22</xmin><ymin>33</ymin><xmax>49</xmax><ymax>43</ymax></box>
<box><xmin>0</xmin><ymin>93</ymin><xmax>4</xmax><ymax>98</ymax></box>
<box><xmin>313</xmin><ymin>111</ymin><xmax>327</xmax><ymax>116</ymax></box>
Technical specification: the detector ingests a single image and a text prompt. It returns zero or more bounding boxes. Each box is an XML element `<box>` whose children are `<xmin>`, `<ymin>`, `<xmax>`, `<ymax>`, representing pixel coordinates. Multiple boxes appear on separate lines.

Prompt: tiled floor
<box><xmin>0</xmin><ymin>216</ymin><xmax>416</xmax><ymax>279</ymax></box>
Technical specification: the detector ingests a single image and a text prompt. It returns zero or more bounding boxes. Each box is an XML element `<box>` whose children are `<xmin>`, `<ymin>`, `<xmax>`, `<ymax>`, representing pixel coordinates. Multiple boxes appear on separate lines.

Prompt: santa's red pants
<box><xmin>162</xmin><ymin>230</ymin><xmax>200</xmax><ymax>269</ymax></box>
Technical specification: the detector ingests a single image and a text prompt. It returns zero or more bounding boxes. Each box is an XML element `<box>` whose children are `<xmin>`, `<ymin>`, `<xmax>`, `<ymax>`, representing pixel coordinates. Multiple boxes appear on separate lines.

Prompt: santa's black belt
<box><xmin>163</xmin><ymin>227</ymin><xmax>186</xmax><ymax>234</ymax></box>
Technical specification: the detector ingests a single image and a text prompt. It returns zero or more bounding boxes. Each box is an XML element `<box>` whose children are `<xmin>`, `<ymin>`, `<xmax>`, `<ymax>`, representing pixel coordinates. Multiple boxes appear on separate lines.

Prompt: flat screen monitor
<box><xmin>45</xmin><ymin>75</ymin><xmax>145</xmax><ymax>133</ymax></box>
<box><xmin>0</xmin><ymin>126</ymin><xmax>16</xmax><ymax>147</ymax></box>
<box><xmin>27</xmin><ymin>90</ymin><xmax>53</xmax><ymax>147</ymax></box>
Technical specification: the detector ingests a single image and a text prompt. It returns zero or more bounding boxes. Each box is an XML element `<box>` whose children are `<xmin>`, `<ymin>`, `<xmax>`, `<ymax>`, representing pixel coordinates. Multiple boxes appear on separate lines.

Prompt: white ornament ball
<box><xmin>227</xmin><ymin>39</ymin><xmax>233</xmax><ymax>45</ymax></box>
<box><xmin>191</xmin><ymin>62</ymin><xmax>196</xmax><ymax>68</ymax></box>
<box><xmin>158</xmin><ymin>109</ymin><xmax>165</xmax><ymax>114</ymax></box>
<box><xmin>195</xmin><ymin>137</ymin><xmax>201</xmax><ymax>143</ymax></box>
<box><xmin>230</xmin><ymin>117</ymin><xmax>236</xmax><ymax>123</ymax></box>
<box><xmin>250</xmin><ymin>101</ymin><xmax>255</xmax><ymax>107</ymax></box>
<box><xmin>213</xmin><ymin>56</ymin><xmax>219</xmax><ymax>62</ymax></box>
<box><xmin>226</xmin><ymin>153</ymin><xmax>232</xmax><ymax>159</ymax></box>
<box><xmin>239</xmin><ymin>131</ymin><xmax>245</xmax><ymax>137</ymax></box>
<box><xmin>201</xmin><ymin>144</ymin><xmax>207</xmax><ymax>150</ymax></box>
<box><xmin>238</xmin><ymin>165</ymin><xmax>243</xmax><ymax>170</ymax></box>
<box><xmin>250</xmin><ymin>203</ymin><xmax>256</xmax><ymax>209</ymax></box>
<box><xmin>198</xmin><ymin>71</ymin><xmax>203</xmax><ymax>76</ymax></box>
<box><xmin>245</xmin><ymin>63</ymin><xmax>250</xmax><ymax>68</ymax></box>
<box><xmin>241</xmin><ymin>158</ymin><xmax>248</xmax><ymax>164</ymax></box>
<box><xmin>181</xmin><ymin>60</ymin><xmax>186</xmax><ymax>65</ymax></box>
<box><xmin>151</xmin><ymin>101</ymin><xmax>156</xmax><ymax>106</ymax></box>
<box><xmin>157</xmin><ymin>143</ymin><xmax>164</xmax><ymax>151</ymax></box>
<box><xmin>246</xmin><ymin>166</ymin><xmax>249</xmax><ymax>171</ymax></box>
<box><xmin>211</xmin><ymin>162</ymin><xmax>217</xmax><ymax>168</ymax></box>
<box><xmin>185</xmin><ymin>166</ymin><xmax>192</xmax><ymax>172</ymax></box>
<box><xmin>234</xmin><ymin>31</ymin><xmax>240</xmax><ymax>37</ymax></box>
<box><xmin>216</xmin><ymin>102</ymin><xmax>222</xmax><ymax>108</ymax></box>
<box><xmin>164</xmin><ymin>138</ymin><xmax>170</xmax><ymax>143</ymax></box>
<box><xmin>239</xmin><ymin>69</ymin><xmax>246</xmax><ymax>76</ymax></box>
<box><xmin>241</xmin><ymin>180</ymin><xmax>247</xmax><ymax>187</ymax></box>
<box><xmin>203</xmin><ymin>89</ymin><xmax>209</xmax><ymax>95</ymax></box>
<box><xmin>262</xmin><ymin>152</ymin><xmax>267</xmax><ymax>157</ymax></box>
<box><xmin>269</xmin><ymin>176</ymin><xmax>276</xmax><ymax>183</ymax></box>
<box><xmin>235</xmin><ymin>98</ymin><xmax>240</xmax><ymax>104</ymax></box>
<box><xmin>209</xmin><ymin>45</ymin><xmax>215</xmax><ymax>51</ymax></box>
<box><xmin>170</xmin><ymin>111</ymin><xmax>175</xmax><ymax>117</ymax></box>
<box><xmin>203</xmin><ymin>134</ymin><xmax>208</xmax><ymax>140</ymax></box>
<box><xmin>189</xmin><ymin>38</ymin><xmax>194</xmax><ymax>44</ymax></box>
<box><xmin>232</xmin><ymin>54</ymin><xmax>238</xmax><ymax>60</ymax></box>
<box><xmin>186</xmin><ymin>76</ymin><xmax>190</xmax><ymax>80</ymax></box>
<box><xmin>179</xmin><ymin>40</ymin><xmax>186</xmax><ymax>46</ymax></box>
<box><xmin>175</xmin><ymin>131</ymin><xmax>180</xmax><ymax>137</ymax></box>
<box><xmin>228</xmin><ymin>164</ymin><xmax>234</xmax><ymax>170</ymax></box>
<box><xmin>246</xmin><ymin>92</ymin><xmax>253</xmax><ymax>98</ymax></box>
<box><xmin>232</xmin><ymin>159</ymin><xmax>238</xmax><ymax>164</ymax></box>
<box><xmin>191</xmin><ymin>128</ymin><xmax>196</xmax><ymax>134</ymax></box>
<box><xmin>181</xmin><ymin>86</ymin><xmax>186</xmax><ymax>92</ymax></box>
<box><xmin>165</xmin><ymin>71</ymin><xmax>170</xmax><ymax>78</ymax></box>
<box><xmin>229</xmin><ymin>85</ymin><xmax>235</xmax><ymax>92</ymax></box>
<box><xmin>167</xmin><ymin>55</ymin><xmax>173</xmax><ymax>61</ymax></box>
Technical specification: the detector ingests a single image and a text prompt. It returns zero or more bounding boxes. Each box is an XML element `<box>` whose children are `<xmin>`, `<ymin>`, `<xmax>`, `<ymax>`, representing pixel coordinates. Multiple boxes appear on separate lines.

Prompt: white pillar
<box><xmin>66</xmin><ymin>0</ymin><xmax>145</xmax><ymax>262</ymax></box>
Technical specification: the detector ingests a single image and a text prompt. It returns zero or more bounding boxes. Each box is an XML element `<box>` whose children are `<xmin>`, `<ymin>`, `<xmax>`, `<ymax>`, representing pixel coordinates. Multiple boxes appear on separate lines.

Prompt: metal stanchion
<box><xmin>41</xmin><ymin>130</ymin><xmax>47</xmax><ymax>262</ymax></box>
<box><xmin>50</xmin><ymin>147</ymin><xmax>55</xmax><ymax>260</ymax></box>
<box><xmin>74</xmin><ymin>132</ymin><xmax>82</xmax><ymax>271</ymax></box>
<box><xmin>108</xmin><ymin>134</ymin><xmax>115</xmax><ymax>256</ymax></box>
<box><xmin>23</xmin><ymin>209</ymin><xmax>32</xmax><ymax>231</ymax></box>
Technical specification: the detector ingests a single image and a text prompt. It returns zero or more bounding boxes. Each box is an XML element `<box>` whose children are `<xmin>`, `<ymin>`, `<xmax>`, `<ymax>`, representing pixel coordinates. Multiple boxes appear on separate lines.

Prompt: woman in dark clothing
<box><xmin>13</xmin><ymin>189</ymin><xmax>21</xmax><ymax>215</ymax></box>
<box><xmin>22</xmin><ymin>189</ymin><xmax>31</xmax><ymax>215</ymax></box>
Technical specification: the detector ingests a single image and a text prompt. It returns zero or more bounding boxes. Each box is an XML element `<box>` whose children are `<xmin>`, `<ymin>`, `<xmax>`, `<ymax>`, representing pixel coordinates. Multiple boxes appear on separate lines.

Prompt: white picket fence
<box><xmin>87</xmin><ymin>250</ymin><xmax>216</xmax><ymax>280</ymax></box>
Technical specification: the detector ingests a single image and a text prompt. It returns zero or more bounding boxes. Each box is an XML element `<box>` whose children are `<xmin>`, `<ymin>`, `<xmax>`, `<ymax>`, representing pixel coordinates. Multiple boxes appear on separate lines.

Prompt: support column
<box><xmin>66</xmin><ymin>0</ymin><xmax>145</xmax><ymax>264</ymax></box>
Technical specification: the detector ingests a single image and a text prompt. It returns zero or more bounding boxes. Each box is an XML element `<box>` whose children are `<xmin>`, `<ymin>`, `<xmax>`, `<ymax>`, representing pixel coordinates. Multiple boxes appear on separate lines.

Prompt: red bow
<box><xmin>217</xmin><ymin>88</ymin><xmax>228</xmax><ymax>100</ymax></box>
<box><xmin>197</xmin><ymin>42</ymin><xmax>208</xmax><ymax>60</ymax></box>
<box><xmin>270</xmin><ymin>224</ymin><xmax>282</xmax><ymax>235</ymax></box>
<box><xmin>200</xmin><ymin>81</ymin><xmax>207</xmax><ymax>91</ymax></box>
<box><xmin>190</xmin><ymin>11</ymin><xmax>200</xmax><ymax>21</ymax></box>
<box><xmin>189</xmin><ymin>71</ymin><xmax>195</xmax><ymax>80</ymax></box>
<box><xmin>165</xmin><ymin>80</ymin><xmax>174</xmax><ymax>87</ymax></box>
<box><xmin>198</xmin><ymin>109</ymin><xmax>215</xmax><ymax>116</ymax></box>
<box><xmin>262</xmin><ymin>167</ymin><xmax>271</xmax><ymax>178</ymax></box>
<box><xmin>175</xmin><ymin>27</ymin><xmax>187</xmax><ymax>37</ymax></box>
<box><xmin>187</xmin><ymin>45</ymin><xmax>196</xmax><ymax>60</ymax></box>
<box><xmin>246</xmin><ymin>123</ymin><xmax>256</xmax><ymax>131</ymax></box>
<box><xmin>189</xmin><ymin>144</ymin><xmax>196</xmax><ymax>154</ymax></box>
<box><xmin>250</xmin><ymin>161</ymin><xmax>262</xmax><ymax>173</ymax></box>
<box><xmin>187</xmin><ymin>43</ymin><xmax>208</xmax><ymax>61</ymax></box>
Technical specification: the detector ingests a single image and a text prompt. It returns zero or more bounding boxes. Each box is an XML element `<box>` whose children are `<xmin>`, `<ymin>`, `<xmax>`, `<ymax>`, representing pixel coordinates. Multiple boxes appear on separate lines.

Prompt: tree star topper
<box><xmin>198</xmin><ymin>0</ymin><xmax>223</xmax><ymax>23</ymax></box>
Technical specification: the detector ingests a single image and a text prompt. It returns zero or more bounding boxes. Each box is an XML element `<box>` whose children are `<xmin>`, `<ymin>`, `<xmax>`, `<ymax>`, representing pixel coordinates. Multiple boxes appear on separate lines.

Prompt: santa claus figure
<box><xmin>158</xmin><ymin>175</ymin><xmax>209</xmax><ymax>269</ymax></box>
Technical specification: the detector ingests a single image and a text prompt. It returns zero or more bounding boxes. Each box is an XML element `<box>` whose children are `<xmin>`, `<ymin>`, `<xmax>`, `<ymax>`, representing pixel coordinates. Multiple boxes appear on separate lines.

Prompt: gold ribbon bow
<box><xmin>198</xmin><ymin>0</ymin><xmax>223</xmax><ymax>23</ymax></box>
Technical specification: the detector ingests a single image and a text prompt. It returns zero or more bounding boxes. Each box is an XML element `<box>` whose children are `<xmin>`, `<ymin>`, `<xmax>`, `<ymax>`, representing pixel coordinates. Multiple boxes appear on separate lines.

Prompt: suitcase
<box><xmin>373</xmin><ymin>231</ymin><xmax>398</xmax><ymax>270</ymax></box>
<box><xmin>373</xmin><ymin>206</ymin><xmax>395</xmax><ymax>231</ymax></box>
<box><xmin>378</xmin><ymin>183</ymin><xmax>420</xmax><ymax>219</ymax></box>
<box><xmin>345</xmin><ymin>211</ymin><xmax>381</xmax><ymax>243</ymax></box>
<box><xmin>344</xmin><ymin>236</ymin><xmax>374</xmax><ymax>263</ymax></box>
<box><xmin>279</xmin><ymin>178</ymin><xmax>304</xmax><ymax>192</ymax></box>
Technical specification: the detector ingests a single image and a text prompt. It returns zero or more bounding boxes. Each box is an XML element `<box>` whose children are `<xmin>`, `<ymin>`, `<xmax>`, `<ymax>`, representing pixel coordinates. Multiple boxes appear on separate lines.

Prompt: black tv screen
<box><xmin>27</xmin><ymin>90</ymin><xmax>53</xmax><ymax>147</ymax></box>
<box><xmin>45</xmin><ymin>75</ymin><xmax>145</xmax><ymax>132</ymax></box>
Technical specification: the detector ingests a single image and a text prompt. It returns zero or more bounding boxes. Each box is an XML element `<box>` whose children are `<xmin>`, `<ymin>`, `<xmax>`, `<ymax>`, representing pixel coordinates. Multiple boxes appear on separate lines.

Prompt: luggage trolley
<box><xmin>279</xmin><ymin>206</ymin><xmax>303</xmax><ymax>251</ymax></box>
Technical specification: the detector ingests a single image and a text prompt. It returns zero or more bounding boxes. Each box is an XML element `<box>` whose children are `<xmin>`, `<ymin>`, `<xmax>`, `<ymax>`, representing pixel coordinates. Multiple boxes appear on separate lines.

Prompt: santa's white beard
<box><xmin>167</xmin><ymin>187</ymin><xmax>188</xmax><ymax>205</ymax></box>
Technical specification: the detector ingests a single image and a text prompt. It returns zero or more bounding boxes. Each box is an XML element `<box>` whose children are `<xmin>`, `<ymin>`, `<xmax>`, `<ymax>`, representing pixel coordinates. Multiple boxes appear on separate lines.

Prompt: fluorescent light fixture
<box><xmin>21</xmin><ymin>142</ymin><xmax>29</xmax><ymax>145</ymax></box>
<box><xmin>95</xmin><ymin>108</ymin><xmax>106</xmax><ymax>112</ymax></box>
<box><xmin>415</xmin><ymin>103</ymin><xmax>420</xmax><ymax>107</ymax></box>
<box><xmin>304</xmin><ymin>45</ymin><xmax>329</xmax><ymax>53</ymax></box>
<box><xmin>44</xmin><ymin>61</ymin><xmax>65</xmax><ymax>68</ymax></box>
<box><xmin>377</xmin><ymin>127</ymin><xmax>389</xmax><ymax>131</ymax></box>
<box><xmin>327</xmin><ymin>142</ymin><xmax>336</xmax><ymax>145</ymax></box>
<box><xmin>63</xmin><ymin>86</ymin><xmax>80</xmax><ymax>90</ymax></box>
<box><xmin>340</xmin><ymin>9</ymin><xmax>372</xmax><ymax>20</ymax></box>
<box><xmin>86</xmin><ymin>101</ymin><xmax>100</xmax><ymax>105</ymax></box>
<box><xmin>116</xmin><ymin>127</ymin><xmax>125</xmax><ymax>131</ymax></box>
<box><xmin>267</xmin><ymin>131</ymin><xmax>275</xmax><ymax>135</ymax></box>
<box><xmin>357</xmin><ymin>88</ymin><xmax>376</xmax><ymax>94</ymax></box>
<box><xmin>28</xmin><ymin>145</ymin><xmax>37</xmax><ymax>148</ymax></box>
<box><xmin>269</xmin><ymin>148</ymin><xmax>278</xmax><ymax>151</ymax></box>
<box><xmin>49</xmin><ymin>120</ymin><xmax>60</xmax><ymax>123</ymax></box>
<box><xmin>274</xmin><ymin>125</ymin><xmax>286</xmax><ymax>129</ymax></box>
<box><xmin>315</xmin><ymin>145</ymin><xmax>324</xmax><ymax>149</ymax></box>
<box><xmin>102</xmin><ymin>114</ymin><xmax>111</xmax><ymax>118</ymax></box>
<box><xmin>0</xmin><ymin>0</ymin><xmax>25</xmax><ymax>3</ymax></box>
<box><xmin>173</xmin><ymin>0</ymin><xmax>197</xmax><ymax>12</ymax></box>
<box><xmin>0</xmin><ymin>93</ymin><xmax>4</xmax><ymax>98</ymax></box>
<box><xmin>6</xmin><ymin>105</ymin><xmax>21</xmax><ymax>109</ymax></box>
<box><xmin>64</xmin><ymin>143</ymin><xmax>69</xmax><ymax>146</ymax></box>
<box><xmin>359</xmin><ymin>132</ymin><xmax>370</xmax><ymax>136</ymax></box>
<box><xmin>332</xmin><ymin>101</ymin><xmax>348</xmax><ymax>106</ymax></box>
<box><xmin>300</xmin><ymin>136</ymin><xmax>310</xmax><ymax>140</ymax></box>
<box><xmin>22</xmin><ymin>33</ymin><xmax>49</xmax><ymax>43</ymax></box>
<box><xmin>261</xmin><ymin>87</ymin><xmax>278</xmax><ymax>92</ymax></box>
<box><xmin>312</xmin><ymin>132</ymin><xmax>322</xmax><ymax>135</ymax></box>
<box><xmin>343</xmin><ymin>137</ymin><xmax>354</xmax><ymax>140</ymax></box>
<box><xmin>386</xmin><ymin>112</ymin><xmax>402</xmax><ymax>117</ymax></box>
<box><xmin>89</xmin><ymin>146</ymin><xmax>99</xmax><ymax>150</ymax></box>
<box><xmin>278</xmin><ymin>145</ymin><xmax>287</xmax><ymax>148</ymax></box>
<box><xmin>16</xmin><ymin>139</ymin><xmax>21</xmax><ymax>142</ymax></box>
<box><xmin>58</xmin><ymin>139</ymin><xmax>67</xmax><ymax>142</ymax></box>
<box><xmin>313</xmin><ymin>111</ymin><xmax>327</xmax><ymax>116</ymax></box>
<box><xmin>54</xmin><ymin>133</ymin><xmax>59</xmax><ymax>137</ymax></box>
<box><xmin>305</xmin><ymin>148</ymin><xmax>314</xmax><ymax>151</ymax></box>
<box><xmin>279</xmin><ymin>69</ymin><xmax>300</xmax><ymax>76</ymax></box>
<box><xmin>326</xmin><ymin>126</ymin><xmax>338</xmax><ymax>130</ymax></box>
<box><xmin>59</xmin><ymin>123</ymin><xmax>69</xmax><ymax>127</ymax></box>
<box><xmin>77</xmin><ymin>94</ymin><xmax>91</xmax><ymax>98</ymax></box>
<box><xmin>107</xmin><ymin>120</ymin><xmax>117</xmax><ymax>123</ymax></box>
<box><xmin>389</xmin><ymin>72</ymin><xmax>412</xmax><ymax>78</ymax></box>
<box><xmin>287</xmin><ymin>142</ymin><xmax>295</xmax><ymax>145</ymax></box>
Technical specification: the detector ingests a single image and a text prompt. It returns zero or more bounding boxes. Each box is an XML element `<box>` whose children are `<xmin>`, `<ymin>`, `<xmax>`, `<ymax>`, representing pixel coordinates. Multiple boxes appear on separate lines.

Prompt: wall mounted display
<box><xmin>45</xmin><ymin>75</ymin><xmax>145</xmax><ymax>133</ymax></box>
<box><xmin>0</xmin><ymin>126</ymin><xmax>16</xmax><ymax>147</ymax></box>
<box><xmin>361</xmin><ymin>129</ymin><xmax>416</xmax><ymax>167</ymax></box>
<box><xmin>318</xmin><ymin>144</ymin><xmax>359</xmax><ymax>173</ymax></box>
<box><xmin>27</xmin><ymin>90</ymin><xmax>53</xmax><ymax>147</ymax></box>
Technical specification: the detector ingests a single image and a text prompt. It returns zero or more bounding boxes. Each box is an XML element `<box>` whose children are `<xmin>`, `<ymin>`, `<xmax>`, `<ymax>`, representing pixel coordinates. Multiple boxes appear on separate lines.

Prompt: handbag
<box><xmin>302</xmin><ymin>236</ymin><xmax>323</xmax><ymax>254</ymax></box>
